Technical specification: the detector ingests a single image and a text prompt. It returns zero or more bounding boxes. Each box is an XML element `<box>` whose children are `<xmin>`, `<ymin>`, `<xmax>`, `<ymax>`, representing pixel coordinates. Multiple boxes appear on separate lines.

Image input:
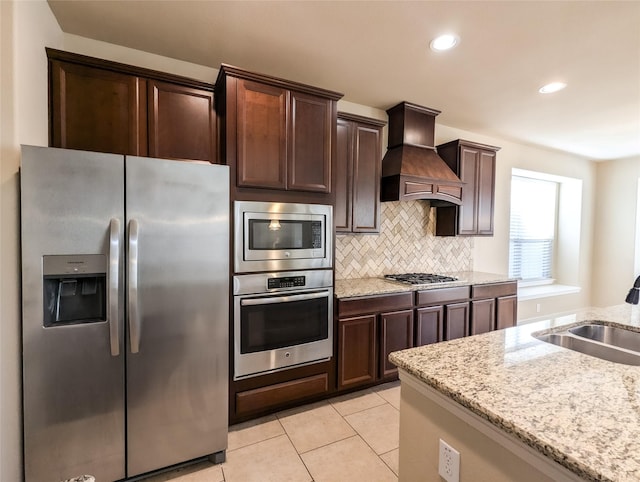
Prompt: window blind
<box><xmin>508</xmin><ymin>175</ymin><xmax>558</xmax><ymax>281</ymax></box>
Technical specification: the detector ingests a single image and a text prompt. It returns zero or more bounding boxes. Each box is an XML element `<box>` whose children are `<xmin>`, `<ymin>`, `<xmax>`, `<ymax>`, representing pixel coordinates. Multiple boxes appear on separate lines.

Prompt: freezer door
<box><xmin>20</xmin><ymin>145</ymin><xmax>126</xmax><ymax>482</ymax></box>
<box><xmin>125</xmin><ymin>156</ymin><xmax>229</xmax><ymax>477</ymax></box>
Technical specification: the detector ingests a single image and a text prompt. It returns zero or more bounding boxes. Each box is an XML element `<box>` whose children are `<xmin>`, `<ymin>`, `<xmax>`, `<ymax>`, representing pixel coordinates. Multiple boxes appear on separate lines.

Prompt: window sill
<box><xmin>517</xmin><ymin>284</ymin><xmax>581</xmax><ymax>301</ymax></box>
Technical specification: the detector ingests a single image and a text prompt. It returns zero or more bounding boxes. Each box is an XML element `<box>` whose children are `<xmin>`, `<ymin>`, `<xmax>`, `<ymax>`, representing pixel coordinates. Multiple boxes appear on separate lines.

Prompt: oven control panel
<box><xmin>268</xmin><ymin>276</ymin><xmax>306</xmax><ymax>289</ymax></box>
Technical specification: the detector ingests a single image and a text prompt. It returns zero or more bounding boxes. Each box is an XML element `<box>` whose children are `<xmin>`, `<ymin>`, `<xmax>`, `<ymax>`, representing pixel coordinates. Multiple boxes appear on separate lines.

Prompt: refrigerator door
<box><xmin>125</xmin><ymin>156</ymin><xmax>229</xmax><ymax>477</ymax></box>
<box><xmin>20</xmin><ymin>146</ymin><xmax>126</xmax><ymax>482</ymax></box>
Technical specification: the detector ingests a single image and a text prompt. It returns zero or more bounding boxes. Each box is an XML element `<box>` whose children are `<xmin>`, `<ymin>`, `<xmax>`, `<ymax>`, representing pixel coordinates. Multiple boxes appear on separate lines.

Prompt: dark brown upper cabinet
<box><xmin>435</xmin><ymin>139</ymin><xmax>501</xmax><ymax>236</ymax></box>
<box><xmin>47</xmin><ymin>48</ymin><xmax>217</xmax><ymax>163</ymax></box>
<box><xmin>216</xmin><ymin>64</ymin><xmax>342</xmax><ymax>196</ymax></box>
<box><xmin>147</xmin><ymin>80</ymin><xmax>215</xmax><ymax>162</ymax></box>
<box><xmin>235</xmin><ymin>79</ymin><xmax>288</xmax><ymax>189</ymax></box>
<box><xmin>335</xmin><ymin>113</ymin><xmax>386</xmax><ymax>233</ymax></box>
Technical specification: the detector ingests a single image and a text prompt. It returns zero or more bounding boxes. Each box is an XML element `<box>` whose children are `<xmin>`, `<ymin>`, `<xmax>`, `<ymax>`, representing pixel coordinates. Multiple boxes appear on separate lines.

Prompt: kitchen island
<box><xmin>389</xmin><ymin>304</ymin><xmax>640</xmax><ymax>482</ymax></box>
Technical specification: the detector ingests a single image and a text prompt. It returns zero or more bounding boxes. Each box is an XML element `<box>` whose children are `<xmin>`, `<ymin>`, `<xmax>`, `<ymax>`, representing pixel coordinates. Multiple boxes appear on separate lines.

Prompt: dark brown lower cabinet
<box><xmin>415</xmin><ymin>286</ymin><xmax>471</xmax><ymax>346</ymax></box>
<box><xmin>415</xmin><ymin>305</ymin><xmax>444</xmax><ymax>346</ymax></box>
<box><xmin>337</xmin><ymin>292</ymin><xmax>413</xmax><ymax>391</ymax></box>
<box><xmin>445</xmin><ymin>302</ymin><xmax>470</xmax><ymax>340</ymax></box>
<box><xmin>379</xmin><ymin>310</ymin><xmax>414</xmax><ymax>379</ymax></box>
<box><xmin>338</xmin><ymin>314</ymin><xmax>377</xmax><ymax>389</ymax></box>
<box><xmin>230</xmin><ymin>359</ymin><xmax>334</xmax><ymax>424</ymax></box>
<box><xmin>497</xmin><ymin>294</ymin><xmax>518</xmax><ymax>330</ymax></box>
<box><xmin>471</xmin><ymin>282</ymin><xmax>518</xmax><ymax>333</ymax></box>
<box><xmin>235</xmin><ymin>373</ymin><xmax>328</xmax><ymax>416</ymax></box>
<box><xmin>470</xmin><ymin>298</ymin><xmax>496</xmax><ymax>335</ymax></box>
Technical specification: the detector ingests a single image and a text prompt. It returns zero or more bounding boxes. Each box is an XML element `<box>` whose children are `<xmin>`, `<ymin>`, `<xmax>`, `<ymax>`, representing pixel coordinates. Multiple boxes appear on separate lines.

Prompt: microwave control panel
<box><xmin>268</xmin><ymin>276</ymin><xmax>306</xmax><ymax>290</ymax></box>
<box><xmin>311</xmin><ymin>221</ymin><xmax>322</xmax><ymax>248</ymax></box>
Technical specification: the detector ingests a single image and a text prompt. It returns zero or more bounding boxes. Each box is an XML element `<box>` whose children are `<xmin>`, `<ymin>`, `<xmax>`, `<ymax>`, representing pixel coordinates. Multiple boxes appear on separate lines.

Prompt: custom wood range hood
<box><xmin>380</xmin><ymin>102</ymin><xmax>463</xmax><ymax>205</ymax></box>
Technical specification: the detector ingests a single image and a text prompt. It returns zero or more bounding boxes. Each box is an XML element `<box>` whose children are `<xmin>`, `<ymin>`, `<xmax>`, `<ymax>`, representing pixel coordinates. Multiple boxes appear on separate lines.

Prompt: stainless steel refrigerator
<box><xmin>20</xmin><ymin>145</ymin><xmax>229</xmax><ymax>482</ymax></box>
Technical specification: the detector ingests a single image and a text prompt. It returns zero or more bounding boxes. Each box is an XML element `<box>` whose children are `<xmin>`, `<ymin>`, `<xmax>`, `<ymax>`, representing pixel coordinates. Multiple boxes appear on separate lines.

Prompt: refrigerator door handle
<box><xmin>128</xmin><ymin>219</ymin><xmax>141</xmax><ymax>353</ymax></box>
<box><xmin>108</xmin><ymin>218</ymin><xmax>120</xmax><ymax>356</ymax></box>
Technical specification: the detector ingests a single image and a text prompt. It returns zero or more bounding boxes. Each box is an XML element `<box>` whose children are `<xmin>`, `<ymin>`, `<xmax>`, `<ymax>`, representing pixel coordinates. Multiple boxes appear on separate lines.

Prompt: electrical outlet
<box><xmin>536</xmin><ymin>303</ymin><xmax>541</xmax><ymax>313</ymax></box>
<box><xmin>438</xmin><ymin>438</ymin><xmax>460</xmax><ymax>482</ymax></box>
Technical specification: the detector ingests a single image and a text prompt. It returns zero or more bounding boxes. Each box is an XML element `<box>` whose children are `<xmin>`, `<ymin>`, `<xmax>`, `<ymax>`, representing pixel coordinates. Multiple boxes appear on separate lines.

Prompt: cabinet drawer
<box><xmin>235</xmin><ymin>373</ymin><xmax>328</xmax><ymax>416</ymax></box>
<box><xmin>415</xmin><ymin>286</ymin><xmax>470</xmax><ymax>306</ymax></box>
<box><xmin>472</xmin><ymin>282</ymin><xmax>517</xmax><ymax>300</ymax></box>
<box><xmin>338</xmin><ymin>292</ymin><xmax>413</xmax><ymax>317</ymax></box>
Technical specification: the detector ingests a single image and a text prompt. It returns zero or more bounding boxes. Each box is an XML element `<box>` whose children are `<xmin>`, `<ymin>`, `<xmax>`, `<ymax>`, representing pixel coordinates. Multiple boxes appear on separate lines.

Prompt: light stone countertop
<box><xmin>334</xmin><ymin>271</ymin><xmax>514</xmax><ymax>299</ymax></box>
<box><xmin>389</xmin><ymin>304</ymin><xmax>640</xmax><ymax>482</ymax></box>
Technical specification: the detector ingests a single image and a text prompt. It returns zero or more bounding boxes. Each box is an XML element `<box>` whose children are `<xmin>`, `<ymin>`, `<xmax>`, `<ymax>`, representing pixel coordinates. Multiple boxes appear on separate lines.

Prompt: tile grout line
<box><xmin>339</xmin><ymin>400</ymin><xmax>400</xmax><ymax>479</ymax></box>
<box><xmin>281</xmin><ymin>425</ymin><xmax>315</xmax><ymax>482</ymax></box>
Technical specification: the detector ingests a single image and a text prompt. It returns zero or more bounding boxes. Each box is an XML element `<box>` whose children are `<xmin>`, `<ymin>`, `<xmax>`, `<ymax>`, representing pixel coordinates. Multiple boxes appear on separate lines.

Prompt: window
<box><xmin>508</xmin><ymin>174</ymin><xmax>558</xmax><ymax>283</ymax></box>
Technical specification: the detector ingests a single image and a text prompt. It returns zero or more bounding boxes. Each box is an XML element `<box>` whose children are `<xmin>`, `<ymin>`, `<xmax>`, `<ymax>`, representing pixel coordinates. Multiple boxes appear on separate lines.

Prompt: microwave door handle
<box><xmin>108</xmin><ymin>218</ymin><xmax>120</xmax><ymax>356</ymax></box>
<box><xmin>128</xmin><ymin>219</ymin><xmax>141</xmax><ymax>354</ymax></box>
<box><xmin>241</xmin><ymin>291</ymin><xmax>328</xmax><ymax>306</ymax></box>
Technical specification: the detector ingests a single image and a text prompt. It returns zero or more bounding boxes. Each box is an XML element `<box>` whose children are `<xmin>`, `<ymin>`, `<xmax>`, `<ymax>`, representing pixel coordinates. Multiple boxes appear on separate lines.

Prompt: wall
<box><xmin>62</xmin><ymin>34</ymin><xmax>218</xmax><ymax>83</ymax></box>
<box><xmin>1</xmin><ymin>2</ymin><xmax>64</xmax><ymax>480</ymax></box>
<box><xmin>0</xmin><ymin>3</ymin><xmax>218</xmax><ymax>479</ymax></box>
<box><xmin>592</xmin><ymin>157</ymin><xmax>640</xmax><ymax>307</ymax></box>
<box><xmin>435</xmin><ymin>124</ymin><xmax>596</xmax><ymax>320</ymax></box>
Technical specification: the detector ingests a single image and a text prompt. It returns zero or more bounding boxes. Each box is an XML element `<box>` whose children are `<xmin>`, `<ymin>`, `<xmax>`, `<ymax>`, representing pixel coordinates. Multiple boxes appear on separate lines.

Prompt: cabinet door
<box><xmin>288</xmin><ymin>91</ymin><xmax>332</xmax><ymax>192</ymax></box>
<box><xmin>477</xmin><ymin>150</ymin><xmax>496</xmax><ymax>235</ymax></box>
<box><xmin>458</xmin><ymin>146</ymin><xmax>480</xmax><ymax>235</ymax></box>
<box><xmin>236</xmin><ymin>79</ymin><xmax>287</xmax><ymax>189</ymax></box>
<box><xmin>338</xmin><ymin>315</ymin><xmax>377</xmax><ymax>389</ymax></box>
<box><xmin>352</xmin><ymin>124</ymin><xmax>382</xmax><ymax>232</ymax></box>
<box><xmin>496</xmin><ymin>295</ymin><xmax>518</xmax><ymax>330</ymax></box>
<box><xmin>335</xmin><ymin>119</ymin><xmax>353</xmax><ymax>232</ymax></box>
<box><xmin>470</xmin><ymin>298</ymin><xmax>495</xmax><ymax>335</ymax></box>
<box><xmin>50</xmin><ymin>60</ymin><xmax>147</xmax><ymax>156</ymax></box>
<box><xmin>148</xmin><ymin>80</ymin><xmax>216</xmax><ymax>163</ymax></box>
<box><xmin>415</xmin><ymin>306</ymin><xmax>444</xmax><ymax>346</ymax></box>
<box><xmin>445</xmin><ymin>302</ymin><xmax>469</xmax><ymax>341</ymax></box>
<box><xmin>379</xmin><ymin>310</ymin><xmax>414</xmax><ymax>379</ymax></box>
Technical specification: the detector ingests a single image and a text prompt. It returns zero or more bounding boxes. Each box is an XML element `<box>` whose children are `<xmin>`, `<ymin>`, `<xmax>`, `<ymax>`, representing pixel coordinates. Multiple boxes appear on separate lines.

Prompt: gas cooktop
<box><xmin>384</xmin><ymin>273</ymin><xmax>458</xmax><ymax>285</ymax></box>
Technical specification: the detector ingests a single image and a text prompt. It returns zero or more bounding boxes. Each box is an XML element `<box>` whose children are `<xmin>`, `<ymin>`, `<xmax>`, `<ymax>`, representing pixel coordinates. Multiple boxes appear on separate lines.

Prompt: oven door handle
<box><xmin>240</xmin><ymin>290</ymin><xmax>329</xmax><ymax>306</ymax></box>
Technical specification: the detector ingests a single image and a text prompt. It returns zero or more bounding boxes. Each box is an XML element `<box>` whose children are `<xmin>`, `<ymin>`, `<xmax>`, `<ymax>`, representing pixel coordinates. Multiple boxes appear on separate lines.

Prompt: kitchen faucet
<box><xmin>626</xmin><ymin>276</ymin><xmax>640</xmax><ymax>304</ymax></box>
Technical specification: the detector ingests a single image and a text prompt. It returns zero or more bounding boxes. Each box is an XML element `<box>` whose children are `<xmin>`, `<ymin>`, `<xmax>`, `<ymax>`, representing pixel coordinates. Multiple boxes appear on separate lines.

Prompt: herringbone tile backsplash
<box><xmin>335</xmin><ymin>201</ymin><xmax>473</xmax><ymax>279</ymax></box>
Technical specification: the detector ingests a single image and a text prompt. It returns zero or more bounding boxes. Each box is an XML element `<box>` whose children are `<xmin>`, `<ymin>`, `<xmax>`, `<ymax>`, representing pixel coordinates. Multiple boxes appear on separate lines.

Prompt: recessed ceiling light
<box><xmin>430</xmin><ymin>34</ymin><xmax>459</xmax><ymax>52</ymax></box>
<box><xmin>539</xmin><ymin>82</ymin><xmax>567</xmax><ymax>94</ymax></box>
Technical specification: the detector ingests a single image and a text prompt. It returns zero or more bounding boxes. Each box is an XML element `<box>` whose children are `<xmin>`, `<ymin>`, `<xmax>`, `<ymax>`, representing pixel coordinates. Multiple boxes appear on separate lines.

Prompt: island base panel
<box><xmin>398</xmin><ymin>379</ymin><xmax>582</xmax><ymax>482</ymax></box>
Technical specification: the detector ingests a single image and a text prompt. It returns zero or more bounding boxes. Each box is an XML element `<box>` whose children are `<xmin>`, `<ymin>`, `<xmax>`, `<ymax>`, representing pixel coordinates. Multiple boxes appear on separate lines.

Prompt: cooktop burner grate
<box><xmin>384</xmin><ymin>273</ymin><xmax>458</xmax><ymax>285</ymax></box>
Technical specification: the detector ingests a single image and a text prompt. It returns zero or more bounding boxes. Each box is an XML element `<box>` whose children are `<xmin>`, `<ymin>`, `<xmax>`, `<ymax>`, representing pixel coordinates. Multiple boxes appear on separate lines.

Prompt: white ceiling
<box><xmin>47</xmin><ymin>0</ymin><xmax>640</xmax><ymax>161</ymax></box>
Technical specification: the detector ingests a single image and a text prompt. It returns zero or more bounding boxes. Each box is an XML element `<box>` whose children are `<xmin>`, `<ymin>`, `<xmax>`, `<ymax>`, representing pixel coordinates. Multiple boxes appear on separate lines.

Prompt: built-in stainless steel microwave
<box><xmin>234</xmin><ymin>201</ymin><xmax>332</xmax><ymax>273</ymax></box>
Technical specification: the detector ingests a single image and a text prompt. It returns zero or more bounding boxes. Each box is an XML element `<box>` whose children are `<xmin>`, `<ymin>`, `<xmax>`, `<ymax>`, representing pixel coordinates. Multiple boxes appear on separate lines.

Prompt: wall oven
<box><xmin>234</xmin><ymin>201</ymin><xmax>332</xmax><ymax>273</ymax></box>
<box><xmin>233</xmin><ymin>270</ymin><xmax>333</xmax><ymax>380</ymax></box>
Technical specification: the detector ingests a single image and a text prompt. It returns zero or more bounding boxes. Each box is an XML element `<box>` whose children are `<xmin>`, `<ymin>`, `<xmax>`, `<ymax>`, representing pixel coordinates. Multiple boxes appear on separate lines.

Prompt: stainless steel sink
<box><xmin>534</xmin><ymin>324</ymin><xmax>640</xmax><ymax>366</ymax></box>
<box><xmin>568</xmin><ymin>324</ymin><xmax>640</xmax><ymax>352</ymax></box>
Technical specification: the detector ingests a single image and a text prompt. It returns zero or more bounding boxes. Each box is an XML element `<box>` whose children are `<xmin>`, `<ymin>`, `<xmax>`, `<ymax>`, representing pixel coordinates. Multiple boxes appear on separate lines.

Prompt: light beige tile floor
<box><xmin>144</xmin><ymin>381</ymin><xmax>400</xmax><ymax>482</ymax></box>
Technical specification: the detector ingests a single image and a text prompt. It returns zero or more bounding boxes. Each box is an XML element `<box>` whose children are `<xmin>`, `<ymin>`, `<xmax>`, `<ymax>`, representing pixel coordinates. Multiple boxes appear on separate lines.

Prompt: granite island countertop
<box><xmin>389</xmin><ymin>304</ymin><xmax>640</xmax><ymax>482</ymax></box>
<box><xmin>334</xmin><ymin>271</ymin><xmax>514</xmax><ymax>299</ymax></box>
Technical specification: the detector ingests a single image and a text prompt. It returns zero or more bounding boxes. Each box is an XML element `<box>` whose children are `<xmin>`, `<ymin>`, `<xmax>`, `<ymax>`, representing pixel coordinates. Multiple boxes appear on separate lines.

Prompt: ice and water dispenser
<box><xmin>43</xmin><ymin>255</ymin><xmax>107</xmax><ymax>327</ymax></box>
